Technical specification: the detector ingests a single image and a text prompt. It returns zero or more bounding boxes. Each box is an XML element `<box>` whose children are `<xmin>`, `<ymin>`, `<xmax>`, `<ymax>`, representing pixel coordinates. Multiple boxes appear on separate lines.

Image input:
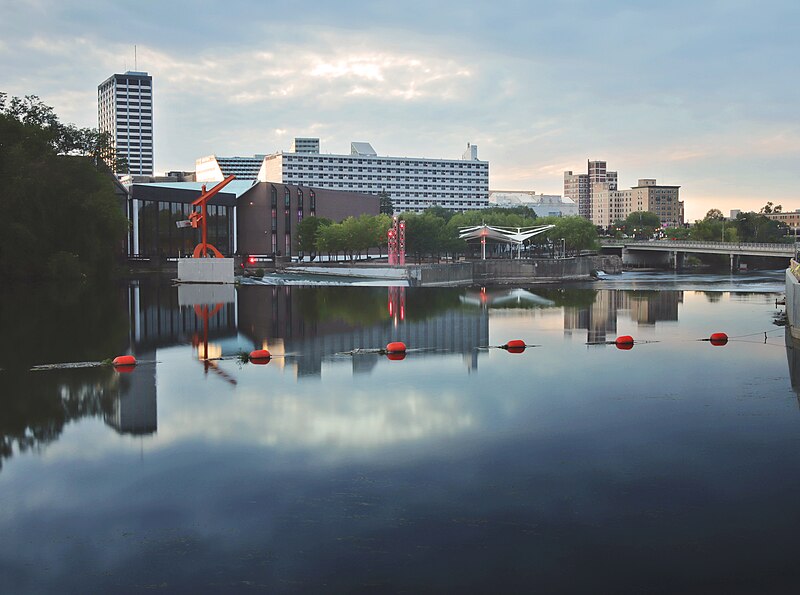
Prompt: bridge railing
<box><xmin>600</xmin><ymin>239</ymin><xmax>795</xmax><ymax>253</ymax></box>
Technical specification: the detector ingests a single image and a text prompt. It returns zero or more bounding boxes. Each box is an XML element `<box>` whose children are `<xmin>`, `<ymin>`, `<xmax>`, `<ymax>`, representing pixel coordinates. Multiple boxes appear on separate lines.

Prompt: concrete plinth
<box><xmin>177</xmin><ymin>258</ymin><xmax>234</xmax><ymax>284</ymax></box>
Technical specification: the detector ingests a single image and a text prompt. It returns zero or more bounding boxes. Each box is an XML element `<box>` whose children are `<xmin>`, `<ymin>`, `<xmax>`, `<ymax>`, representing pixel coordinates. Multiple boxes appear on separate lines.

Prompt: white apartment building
<box><xmin>258</xmin><ymin>139</ymin><xmax>489</xmax><ymax>213</ymax></box>
<box><xmin>98</xmin><ymin>71</ymin><xmax>153</xmax><ymax>175</ymax></box>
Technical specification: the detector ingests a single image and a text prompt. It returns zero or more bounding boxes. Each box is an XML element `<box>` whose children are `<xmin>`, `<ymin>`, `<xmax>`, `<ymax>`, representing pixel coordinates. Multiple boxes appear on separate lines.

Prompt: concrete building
<box><xmin>98</xmin><ymin>71</ymin><xmax>153</xmax><ymax>175</ymax></box>
<box><xmin>488</xmin><ymin>191</ymin><xmax>578</xmax><ymax>217</ymax></box>
<box><xmin>564</xmin><ymin>160</ymin><xmax>617</xmax><ymax>220</ymax></box>
<box><xmin>257</xmin><ymin>138</ymin><xmax>489</xmax><ymax>213</ymax></box>
<box><xmin>592</xmin><ymin>179</ymin><xmax>683</xmax><ymax>229</ymax></box>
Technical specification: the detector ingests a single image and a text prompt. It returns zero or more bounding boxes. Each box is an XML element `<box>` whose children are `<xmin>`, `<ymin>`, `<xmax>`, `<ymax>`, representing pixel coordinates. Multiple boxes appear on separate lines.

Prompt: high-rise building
<box><xmin>564</xmin><ymin>160</ymin><xmax>616</xmax><ymax>220</ymax></box>
<box><xmin>98</xmin><ymin>71</ymin><xmax>153</xmax><ymax>175</ymax></box>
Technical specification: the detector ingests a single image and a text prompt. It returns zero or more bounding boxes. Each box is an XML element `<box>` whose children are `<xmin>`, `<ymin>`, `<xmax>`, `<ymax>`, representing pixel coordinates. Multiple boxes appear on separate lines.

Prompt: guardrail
<box><xmin>600</xmin><ymin>239</ymin><xmax>795</xmax><ymax>254</ymax></box>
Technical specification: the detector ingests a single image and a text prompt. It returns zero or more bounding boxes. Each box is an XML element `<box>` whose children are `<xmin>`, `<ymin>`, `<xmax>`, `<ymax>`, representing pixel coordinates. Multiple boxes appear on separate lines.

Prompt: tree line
<box><xmin>608</xmin><ymin>206</ymin><xmax>790</xmax><ymax>243</ymax></box>
<box><xmin>295</xmin><ymin>206</ymin><xmax>599</xmax><ymax>261</ymax></box>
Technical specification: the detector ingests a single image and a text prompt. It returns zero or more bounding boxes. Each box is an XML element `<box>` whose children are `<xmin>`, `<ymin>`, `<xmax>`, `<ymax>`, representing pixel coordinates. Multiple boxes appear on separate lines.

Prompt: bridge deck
<box><xmin>600</xmin><ymin>240</ymin><xmax>795</xmax><ymax>258</ymax></box>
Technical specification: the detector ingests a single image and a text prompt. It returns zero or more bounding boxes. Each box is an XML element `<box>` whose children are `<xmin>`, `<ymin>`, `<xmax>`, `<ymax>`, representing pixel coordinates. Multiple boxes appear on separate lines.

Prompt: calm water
<box><xmin>1</xmin><ymin>271</ymin><xmax>799</xmax><ymax>593</ymax></box>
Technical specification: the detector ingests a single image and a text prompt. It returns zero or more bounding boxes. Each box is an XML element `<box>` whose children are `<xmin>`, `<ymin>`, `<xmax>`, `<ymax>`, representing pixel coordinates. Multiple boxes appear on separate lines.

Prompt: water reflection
<box><xmin>4</xmin><ymin>276</ymin><xmax>800</xmax><ymax>591</ymax></box>
<box><xmin>0</xmin><ymin>281</ymin><xmax>790</xmax><ymax>470</ymax></box>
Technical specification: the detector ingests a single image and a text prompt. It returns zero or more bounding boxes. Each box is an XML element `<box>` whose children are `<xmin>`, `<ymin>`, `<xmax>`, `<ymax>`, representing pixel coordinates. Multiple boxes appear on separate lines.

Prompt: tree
<box><xmin>760</xmin><ymin>202</ymin><xmax>774</xmax><ymax>215</ymax></box>
<box><xmin>705</xmin><ymin>208</ymin><xmax>724</xmax><ymax>221</ymax></box>
<box><xmin>624</xmin><ymin>211</ymin><xmax>661</xmax><ymax>239</ymax></box>
<box><xmin>537</xmin><ymin>216</ymin><xmax>599</xmax><ymax>255</ymax></box>
<box><xmin>0</xmin><ymin>93</ymin><xmax>129</xmax><ymax>278</ymax></box>
<box><xmin>378</xmin><ymin>190</ymin><xmax>394</xmax><ymax>215</ymax></box>
<box><xmin>295</xmin><ymin>216</ymin><xmax>331</xmax><ymax>261</ymax></box>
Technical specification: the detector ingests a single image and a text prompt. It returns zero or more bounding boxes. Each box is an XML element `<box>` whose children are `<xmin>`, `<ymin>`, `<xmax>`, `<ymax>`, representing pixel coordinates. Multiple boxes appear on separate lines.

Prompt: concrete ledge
<box><xmin>177</xmin><ymin>258</ymin><xmax>234</xmax><ymax>284</ymax></box>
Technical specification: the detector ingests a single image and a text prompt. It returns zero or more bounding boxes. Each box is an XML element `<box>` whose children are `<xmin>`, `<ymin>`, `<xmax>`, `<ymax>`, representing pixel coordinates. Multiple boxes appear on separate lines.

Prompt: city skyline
<box><xmin>1</xmin><ymin>0</ymin><xmax>798</xmax><ymax>221</ymax></box>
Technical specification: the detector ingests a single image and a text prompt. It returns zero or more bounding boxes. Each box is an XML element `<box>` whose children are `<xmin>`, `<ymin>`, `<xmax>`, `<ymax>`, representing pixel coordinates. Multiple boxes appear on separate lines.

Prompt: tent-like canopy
<box><xmin>458</xmin><ymin>224</ymin><xmax>555</xmax><ymax>259</ymax></box>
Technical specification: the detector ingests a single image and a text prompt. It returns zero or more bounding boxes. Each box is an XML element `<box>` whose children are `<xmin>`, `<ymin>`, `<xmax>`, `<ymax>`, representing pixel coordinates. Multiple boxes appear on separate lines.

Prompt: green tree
<box><xmin>295</xmin><ymin>216</ymin><xmax>332</xmax><ymax>261</ymax></box>
<box><xmin>705</xmin><ymin>208</ymin><xmax>724</xmax><ymax>220</ymax></box>
<box><xmin>624</xmin><ymin>211</ymin><xmax>661</xmax><ymax>239</ymax></box>
<box><xmin>536</xmin><ymin>216</ymin><xmax>599</xmax><ymax>255</ymax></box>
<box><xmin>0</xmin><ymin>94</ymin><xmax>129</xmax><ymax>278</ymax></box>
<box><xmin>378</xmin><ymin>190</ymin><xmax>394</xmax><ymax>215</ymax></box>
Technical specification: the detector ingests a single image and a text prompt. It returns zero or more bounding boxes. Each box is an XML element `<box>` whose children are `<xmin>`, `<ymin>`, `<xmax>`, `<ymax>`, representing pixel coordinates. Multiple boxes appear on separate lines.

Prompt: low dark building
<box><xmin>126</xmin><ymin>182</ymin><xmax>378</xmax><ymax>260</ymax></box>
<box><xmin>237</xmin><ymin>183</ymin><xmax>379</xmax><ymax>257</ymax></box>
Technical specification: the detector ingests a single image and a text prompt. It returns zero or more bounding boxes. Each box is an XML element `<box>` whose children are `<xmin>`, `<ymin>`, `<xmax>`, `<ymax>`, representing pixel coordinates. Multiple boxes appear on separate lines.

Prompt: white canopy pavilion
<box><xmin>458</xmin><ymin>224</ymin><xmax>555</xmax><ymax>259</ymax></box>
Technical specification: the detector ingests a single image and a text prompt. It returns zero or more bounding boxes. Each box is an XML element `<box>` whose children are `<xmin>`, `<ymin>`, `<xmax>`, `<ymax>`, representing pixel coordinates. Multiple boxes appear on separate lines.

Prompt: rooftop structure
<box><xmin>196</xmin><ymin>155</ymin><xmax>265</xmax><ymax>182</ymax></box>
<box><xmin>489</xmin><ymin>191</ymin><xmax>577</xmax><ymax>217</ymax></box>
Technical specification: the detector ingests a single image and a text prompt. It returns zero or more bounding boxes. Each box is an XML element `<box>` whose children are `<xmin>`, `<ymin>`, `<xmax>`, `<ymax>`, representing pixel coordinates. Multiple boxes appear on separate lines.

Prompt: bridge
<box><xmin>600</xmin><ymin>239</ymin><xmax>797</xmax><ymax>269</ymax></box>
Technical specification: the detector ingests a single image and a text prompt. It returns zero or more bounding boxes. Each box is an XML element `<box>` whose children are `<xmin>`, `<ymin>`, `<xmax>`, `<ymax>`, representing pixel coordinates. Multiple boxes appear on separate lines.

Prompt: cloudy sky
<box><xmin>1</xmin><ymin>0</ymin><xmax>797</xmax><ymax>220</ymax></box>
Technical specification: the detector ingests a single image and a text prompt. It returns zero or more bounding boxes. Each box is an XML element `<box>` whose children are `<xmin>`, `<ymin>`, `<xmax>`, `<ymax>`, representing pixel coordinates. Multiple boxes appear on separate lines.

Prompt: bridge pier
<box><xmin>730</xmin><ymin>254</ymin><xmax>739</xmax><ymax>272</ymax></box>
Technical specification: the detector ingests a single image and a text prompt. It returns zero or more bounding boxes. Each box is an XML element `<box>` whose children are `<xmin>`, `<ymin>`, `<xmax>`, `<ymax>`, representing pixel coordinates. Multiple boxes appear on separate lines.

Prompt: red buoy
<box><xmin>386</xmin><ymin>341</ymin><xmax>407</xmax><ymax>353</ymax></box>
<box><xmin>615</xmin><ymin>335</ymin><xmax>634</xmax><ymax>346</ymax></box>
<box><xmin>113</xmin><ymin>355</ymin><xmax>136</xmax><ymax>367</ymax></box>
<box><xmin>506</xmin><ymin>345</ymin><xmax>526</xmax><ymax>354</ymax></box>
<box><xmin>249</xmin><ymin>349</ymin><xmax>271</xmax><ymax>362</ymax></box>
<box><xmin>709</xmin><ymin>332</ymin><xmax>728</xmax><ymax>346</ymax></box>
<box><xmin>505</xmin><ymin>339</ymin><xmax>526</xmax><ymax>349</ymax></box>
<box><xmin>615</xmin><ymin>342</ymin><xmax>634</xmax><ymax>351</ymax></box>
<box><xmin>386</xmin><ymin>352</ymin><xmax>406</xmax><ymax>361</ymax></box>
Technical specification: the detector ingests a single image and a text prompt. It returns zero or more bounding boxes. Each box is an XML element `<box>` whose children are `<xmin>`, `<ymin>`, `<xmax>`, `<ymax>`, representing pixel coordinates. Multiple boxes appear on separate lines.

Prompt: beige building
<box><xmin>591</xmin><ymin>178</ymin><xmax>683</xmax><ymax>229</ymax></box>
<box><xmin>765</xmin><ymin>210</ymin><xmax>800</xmax><ymax>229</ymax></box>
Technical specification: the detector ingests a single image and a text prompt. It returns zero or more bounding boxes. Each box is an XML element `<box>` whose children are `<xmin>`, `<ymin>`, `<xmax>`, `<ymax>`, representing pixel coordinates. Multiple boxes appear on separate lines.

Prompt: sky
<box><xmin>1</xmin><ymin>0</ymin><xmax>798</xmax><ymax>221</ymax></box>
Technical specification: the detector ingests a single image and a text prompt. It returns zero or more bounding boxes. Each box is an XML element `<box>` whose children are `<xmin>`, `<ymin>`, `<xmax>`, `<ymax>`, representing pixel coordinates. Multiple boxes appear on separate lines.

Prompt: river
<box><xmin>1</xmin><ymin>271</ymin><xmax>798</xmax><ymax>592</ymax></box>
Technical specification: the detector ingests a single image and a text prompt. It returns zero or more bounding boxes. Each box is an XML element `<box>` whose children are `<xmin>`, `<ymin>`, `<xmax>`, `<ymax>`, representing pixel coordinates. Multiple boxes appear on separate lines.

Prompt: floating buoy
<box><xmin>113</xmin><ymin>355</ymin><xmax>136</xmax><ymax>367</ymax></box>
<box><xmin>115</xmin><ymin>364</ymin><xmax>136</xmax><ymax>373</ymax></box>
<box><xmin>615</xmin><ymin>342</ymin><xmax>634</xmax><ymax>351</ymax></box>
<box><xmin>505</xmin><ymin>339</ymin><xmax>526</xmax><ymax>350</ymax></box>
<box><xmin>709</xmin><ymin>332</ymin><xmax>728</xmax><ymax>346</ymax></box>
<box><xmin>386</xmin><ymin>352</ymin><xmax>406</xmax><ymax>361</ymax></box>
<box><xmin>506</xmin><ymin>345</ymin><xmax>526</xmax><ymax>354</ymax></box>
<box><xmin>386</xmin><ymin>341</ymin><xmax>407</xmax><ymax>354</ymax></box>
<box><xmin>614</xmin><ymin>335</ymin><xmax>634</xmax><ymax>346</ymax></box>
<box><xmin>249</xmin><ymin>349</ymin><xmax>271</xmax><ymax>362</ymax></box>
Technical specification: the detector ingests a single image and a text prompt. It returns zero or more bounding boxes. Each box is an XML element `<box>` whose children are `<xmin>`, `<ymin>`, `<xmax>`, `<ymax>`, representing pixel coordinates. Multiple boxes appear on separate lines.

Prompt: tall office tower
<box><xmin>564</xmin><ymin>160</ymin><xmax>617</xmax><ymax>220</ymax></box>
<box><xmin>98</xmin><ymin>71</ymin><xmax>153</xmax><ymax>175</ymax></box>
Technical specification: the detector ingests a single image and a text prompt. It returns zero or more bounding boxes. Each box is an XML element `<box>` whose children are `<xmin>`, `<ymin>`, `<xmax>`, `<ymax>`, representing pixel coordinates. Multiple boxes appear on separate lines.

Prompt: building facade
<box><xmin>258</xmin><ymin>138</ymin><xmax>489</xmax><ymax>213</ymax></box>
<box><xmin>126</xmin><ymin>182</ymin><xmax>378</xmax><ymax>259</ymax></box>
<box><xmin>591</xmin><ymin>179</ymin><xmax>683</xmax><ymax>229</ymax></box>
<box><xmin>564</xmin><ymin>160</ymin><xmax>617</xmax><ymax>220</ymax></box>
<box><xmin>98</xmin><ymin>71</ymin><xmax>153</xmax><ymax>175</ymax></box>
<box><xmin>236</xmin><ymin>183</ymin><xmax>379</xmax><ymax>257</ymax></box>
<box><xmin>764</xmin><ymin>210</ymin><xmax>800</xmax><ymax>230</ymax></box>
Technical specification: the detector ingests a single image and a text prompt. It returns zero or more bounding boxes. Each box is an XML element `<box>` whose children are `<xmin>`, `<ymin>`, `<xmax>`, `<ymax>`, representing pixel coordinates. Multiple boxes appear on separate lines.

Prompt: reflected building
<box><xmin>237</xmin><ymin>286</ymin><xmax>489</xmax><ymax>377</ymax></box>
<box><xmin>565</xmin><ymin>289</ymin><xmax>682</xmax><ymax>342</ymax></box>
<box><xmin>104</xmin><ymin>348</ymin><xmax>157</xmax><ymax>436</ymax></box>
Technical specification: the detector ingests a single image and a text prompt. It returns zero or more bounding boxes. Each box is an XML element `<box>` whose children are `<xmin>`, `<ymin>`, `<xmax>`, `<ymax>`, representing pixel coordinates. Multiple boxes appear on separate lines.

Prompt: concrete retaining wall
<box><xmin>474</xmin><ymin>255</ymin><xmax>621</xmax><ymax>284</ymax></box>
<box><xmin>787</xmin><ymin>264</ymin><xmax>800</xmax><ymax>339</ymax></box>
<box><xmin>409</xmin><ymin>263</ymin><xmax>473</xmax><ymax>286</ymax></box>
